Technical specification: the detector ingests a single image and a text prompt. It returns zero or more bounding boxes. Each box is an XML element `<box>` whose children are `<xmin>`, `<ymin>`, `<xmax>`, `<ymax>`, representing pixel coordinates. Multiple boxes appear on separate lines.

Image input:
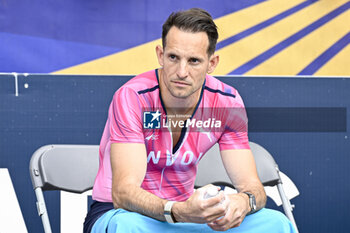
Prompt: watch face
<box><xmin>244</xmin><ymin>192</ymin><xmax>256</xmax><ymax>212</ymax></box>
<box><xmin>251</xmin><ymin>198</ymin><xmax>257</xmax><ymax>210</ymax></box>
<box><xmin>251</xmin><ymin>194</ymin><xmax>256</xmax><ymax>211</ymax></box>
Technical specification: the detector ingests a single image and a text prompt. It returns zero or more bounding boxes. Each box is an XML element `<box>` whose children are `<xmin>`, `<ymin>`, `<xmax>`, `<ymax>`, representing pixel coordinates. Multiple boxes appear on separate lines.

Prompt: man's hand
<box><xmin>207</xmin><ymin>193</ymin><xmax>250</xmax><ymax>231</ymax></box>
<box><xmin>172</xmin><ymin>185</ymin><xmax>229</xmax><ymax>224</ymax></box>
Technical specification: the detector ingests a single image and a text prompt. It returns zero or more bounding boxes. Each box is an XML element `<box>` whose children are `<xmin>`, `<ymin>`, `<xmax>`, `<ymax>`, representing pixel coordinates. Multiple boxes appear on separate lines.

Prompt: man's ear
<box><xmin>156</xmin><ymin>45</ymin><xmax>164</xmax><ymax>67</ymax></box>
<box><xmin>207</xmin><ymin>54</ymin><xmax>219</xmax><ymax>74</ymax></box>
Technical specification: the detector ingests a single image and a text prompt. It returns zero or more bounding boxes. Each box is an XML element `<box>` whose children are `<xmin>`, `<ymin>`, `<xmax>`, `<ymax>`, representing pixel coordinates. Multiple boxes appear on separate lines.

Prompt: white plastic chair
<box><xmin>195</xmin><ymin>142</ymin><xmax>299</xmax><ymax>233</ymax></box>
<box><xmin>29</xmin><ymin>144</ymin><xmax>99</xmax><ymax>233</ymax></box>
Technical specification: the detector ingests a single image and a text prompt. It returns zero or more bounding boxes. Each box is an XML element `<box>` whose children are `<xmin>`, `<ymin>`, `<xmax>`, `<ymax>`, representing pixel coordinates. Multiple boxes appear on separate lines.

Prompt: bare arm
<box><xmin>111</xmin><ymin>143</ymin><xmax>226</xmax><ymax>223</ymax></box>
<box><xmin>208</xmin><ymin>149</ymin><xmax>266</xmax><ymax>231</ymax></box>
<box><xmin>111</xmin><ymin>143</ymin><xmax>167</xmax><ymax>221</ymax></box>
<box><xmin>221</xmin><ymin>149</ymin><xmax>266</xmax><ymax>209</ymax></box>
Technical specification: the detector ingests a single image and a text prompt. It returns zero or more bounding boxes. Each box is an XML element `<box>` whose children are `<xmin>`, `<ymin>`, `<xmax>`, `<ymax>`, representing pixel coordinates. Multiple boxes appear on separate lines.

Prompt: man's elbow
<box><xmin>112</xmin><ymin>184</ymin><xmax>130</xmax><ymax>209</ymax></box>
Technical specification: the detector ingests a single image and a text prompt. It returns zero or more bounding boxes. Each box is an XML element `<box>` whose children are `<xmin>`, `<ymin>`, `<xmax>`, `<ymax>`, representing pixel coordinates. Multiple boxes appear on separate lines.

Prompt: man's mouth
<box><xmin>172</xmin><ymin>80</ymin><xmax>191</xmax><ymax>86</ymax></box>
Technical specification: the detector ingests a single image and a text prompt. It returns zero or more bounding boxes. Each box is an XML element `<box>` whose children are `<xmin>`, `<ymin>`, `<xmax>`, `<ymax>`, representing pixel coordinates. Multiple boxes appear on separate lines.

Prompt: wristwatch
<box><xmin>243</xmin><ymin>192</ymin><xmax>257</xmax><ymax>214</ymax></box>
<box><xmin>164</xmin><ymin>201</ymin><xmax>177</xmax><ymax>223</ymax></box>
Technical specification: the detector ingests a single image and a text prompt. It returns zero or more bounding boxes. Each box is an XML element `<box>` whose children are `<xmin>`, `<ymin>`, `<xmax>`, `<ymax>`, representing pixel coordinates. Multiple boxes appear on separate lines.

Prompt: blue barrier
<box><xmin>0</xmin><ymin>73</ymin><xmax>349</xmax><ymax>233</ymax></box>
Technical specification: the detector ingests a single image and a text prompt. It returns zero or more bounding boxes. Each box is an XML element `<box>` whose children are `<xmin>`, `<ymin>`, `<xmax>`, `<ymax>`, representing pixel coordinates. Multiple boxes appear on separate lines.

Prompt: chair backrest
<box><xmin>249</xmin><ymin>142</ymin><xmax>280</xmax><ymax>186</ymax></box>
<box><xmin>195</xmin><ymin>142</ymin><xmax>280</xmax><ymax>188</ymax></box>
<box><xmin>29</xmin><ymin>144</ymin><xmax>99</xmax><ymax>193</ymax></box>
<box><xmin>194</xmin><ymin>142</ymin><xmax>299</xmax><ymax>233</ymax></box>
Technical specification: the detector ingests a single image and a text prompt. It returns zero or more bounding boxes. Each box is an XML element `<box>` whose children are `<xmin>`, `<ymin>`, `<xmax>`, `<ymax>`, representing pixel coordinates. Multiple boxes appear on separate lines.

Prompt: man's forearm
<box><xmin>252</xmin><ymin>185</ymin><xmax>266</xmax><ymax>210</ymax></box>
<box><xmin>239</xmin><ymin>182</ymin><xmax>266</xmax><ymax>211</ymax></box>
<box><xmin>113</xmin><ymin>184</ymin><xmax>168</xmax><ymax>221</ymax></box>
<box><xmin>110</xmin><ymin>143</ymin><xmax>168</xmax><ymax>221</ymax></box>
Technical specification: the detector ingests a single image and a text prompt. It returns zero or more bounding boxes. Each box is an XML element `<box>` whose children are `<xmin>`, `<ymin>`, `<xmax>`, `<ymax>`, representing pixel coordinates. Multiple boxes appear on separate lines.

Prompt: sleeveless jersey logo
<box><xmin>199</xmin><ymin>128</ymin><xmax>213</xmax><ymax>142</ymax></box>
<box><xmin>147</xmin><ymin>150</ymin><xmax>204</xmax><ymax>166</ymax></box>
<box><xmin>145</xmin><ymin>134</ymin><xmax>159</xmax><ymax>140</ymax></box>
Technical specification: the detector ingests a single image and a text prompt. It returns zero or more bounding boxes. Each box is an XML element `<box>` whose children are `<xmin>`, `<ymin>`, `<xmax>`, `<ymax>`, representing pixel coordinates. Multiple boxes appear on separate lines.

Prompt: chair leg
<box><xmin>277</xmin><ymin>183</ymin><xmax>299</xmax><ymax>233</ymax></box>
<box><xmin>35</xmin><ymin>188</ymin><xmax>52</xmax><ymax>233</ymax></box>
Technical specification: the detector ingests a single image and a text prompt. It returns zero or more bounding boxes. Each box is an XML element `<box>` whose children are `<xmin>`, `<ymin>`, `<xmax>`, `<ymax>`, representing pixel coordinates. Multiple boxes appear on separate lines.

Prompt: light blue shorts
<box><xmin>91</xmin><ymin>208</ymin><xmax>297</xmax><ymax>233</ymax></box>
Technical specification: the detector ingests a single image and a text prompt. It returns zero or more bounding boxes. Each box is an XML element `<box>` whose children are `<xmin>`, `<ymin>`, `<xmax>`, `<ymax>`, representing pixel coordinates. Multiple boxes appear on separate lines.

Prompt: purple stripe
<box><xmin>204</xmin><ymin>86</ymin><xmax>236</xmax><ymax>98</ymax></box>
<box><xmin>298</xmin><ymin>32</ymin><xmax>350</xmax><ymax>75</ymax></box>
<box><xmin>162</xmin><ymin>170</ymin><xmax>183</xmax><ymax>196</ymax></box>
<box><xmin>216</xmin><ymin>0</ymin><xmax>318</xmax><ymax>50</ymax></box>
<box><xmin>229</xmin><ymin>1</ymin><xmax>350</xmax><ymax>75</ymax></box>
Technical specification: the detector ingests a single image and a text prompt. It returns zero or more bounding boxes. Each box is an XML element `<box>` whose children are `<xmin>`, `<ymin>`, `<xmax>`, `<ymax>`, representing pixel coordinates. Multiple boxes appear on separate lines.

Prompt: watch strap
<box><xmin>243</xmin><ymin>192</ymin><xmax>257</xmax><ymax>215</ymax></box>
<box><xmin>164</xmin><ymin>201</ymin><xmax>177</xmax><ymax>223</ymax></box>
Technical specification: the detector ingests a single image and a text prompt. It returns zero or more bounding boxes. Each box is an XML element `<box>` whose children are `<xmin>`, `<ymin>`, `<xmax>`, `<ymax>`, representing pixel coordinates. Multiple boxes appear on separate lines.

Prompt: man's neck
<box><xmin>158</xmin><ymin>69</ymin><xmax>201</xmax><ymax>116</ymax></box>
<box><xmin>164</xmin><ymin>95</ymin><xmax>199</xmax><ymax>116</ymax></box>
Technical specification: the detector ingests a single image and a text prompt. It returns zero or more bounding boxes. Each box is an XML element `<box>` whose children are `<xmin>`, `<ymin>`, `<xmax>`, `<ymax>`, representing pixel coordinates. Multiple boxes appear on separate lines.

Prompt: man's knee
<box><xmin>260</xmin><ymin>209</ymin><xmax>292</xmax><ymax>224</ymax></box>
<box><xmin>244</xmin><ymin>208</ymin><xmax>296</xmax><ymax>232</ymax></box>
<box><xmin>107</xmin><ymin>209</ymin><xmax>158</xmax><ymax>233</ymax></box>
<box><xmin>107</xmin><ymin>210</ymin><xmax>138</xmax><ymax>232</ymax></box>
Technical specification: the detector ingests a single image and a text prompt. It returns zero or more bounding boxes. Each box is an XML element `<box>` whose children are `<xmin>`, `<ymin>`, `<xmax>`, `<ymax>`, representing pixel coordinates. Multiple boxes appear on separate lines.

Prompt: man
<box><xmin>84</xmin><ymin>8</ymin><xmax>297</xmax><ymax>233</ymax></box>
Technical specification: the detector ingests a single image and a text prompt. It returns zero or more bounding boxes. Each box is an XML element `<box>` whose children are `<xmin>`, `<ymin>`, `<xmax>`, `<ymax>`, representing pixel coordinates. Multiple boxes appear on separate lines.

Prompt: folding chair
<box><xmin>195</xmin><ymin>142</ymin><xmax>299</xmax><ymax>233</ymax></box>
<box><xmin>29</xmin><ymin>144</ymin><xmax>99</xmax><ymax>233</ymax></box>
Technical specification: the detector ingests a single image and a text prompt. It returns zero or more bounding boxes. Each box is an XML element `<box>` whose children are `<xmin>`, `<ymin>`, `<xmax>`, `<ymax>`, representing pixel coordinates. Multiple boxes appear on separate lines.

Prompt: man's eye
<box><xmin>169</xmin><ymin>55</ymin><xmax>176</xmax><ymax>60</ymax></box>
<box><xmin>190</xmin><ymin>58</ymin><xmax>199</xmax><ymax>64</ymax></box>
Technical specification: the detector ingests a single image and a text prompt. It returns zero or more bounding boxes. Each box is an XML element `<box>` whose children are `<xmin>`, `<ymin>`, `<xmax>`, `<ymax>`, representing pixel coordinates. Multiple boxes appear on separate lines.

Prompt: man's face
<box><xmin>156</xmin><ymin>26</ymin><xmax>218</xmax><ymax>99</ymax></box>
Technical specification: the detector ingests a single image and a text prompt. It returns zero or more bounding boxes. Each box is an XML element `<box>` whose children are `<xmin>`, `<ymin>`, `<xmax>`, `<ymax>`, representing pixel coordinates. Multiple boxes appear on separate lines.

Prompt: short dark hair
<box><xmin>162</xmin><ymin>8</ymin><xmax>218</xmax><ymax>56</ymax></box>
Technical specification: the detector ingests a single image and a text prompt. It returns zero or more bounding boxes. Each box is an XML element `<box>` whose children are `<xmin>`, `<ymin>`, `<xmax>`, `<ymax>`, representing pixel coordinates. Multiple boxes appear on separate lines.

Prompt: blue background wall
<box><xmin>1</xmin><ymin>74</ymin><xmax>349</xmax><ymax>233</ymax></box>
<box><xmin>1</xmin><ymin>0</ymin><xmax>349</xmax><ymax>75</ymax></box>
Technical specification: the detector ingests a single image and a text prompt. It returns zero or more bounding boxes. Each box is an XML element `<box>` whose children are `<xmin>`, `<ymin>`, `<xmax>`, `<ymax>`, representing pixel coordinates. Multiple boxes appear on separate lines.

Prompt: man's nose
<box><xmin>176</xmin><ymin>61</ymin><xmax>188</xmax><ymax>79</ymax></box>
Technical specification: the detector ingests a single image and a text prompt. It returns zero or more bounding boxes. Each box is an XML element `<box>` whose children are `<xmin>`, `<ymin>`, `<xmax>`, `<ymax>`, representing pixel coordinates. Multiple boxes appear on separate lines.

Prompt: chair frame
<box><xmin>195</xmin><ymin>142</ymin><xmax>299</xmax><ymax>233</ymax></box>
<box><xmin>29</xmin><ymin>144</ymin><xmax>99</xmax><ymax>233</ymax></box>
<box><xmin>30</xmin><ymin>142</ymin><xmax>298</xmax><ymax>233</ymax></box>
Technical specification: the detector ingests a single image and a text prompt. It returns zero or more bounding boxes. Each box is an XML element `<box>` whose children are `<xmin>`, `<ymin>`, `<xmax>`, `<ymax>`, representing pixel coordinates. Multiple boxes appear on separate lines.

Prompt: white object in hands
<box><xmin>203</xmin><ymin>186</ymin><xmax>226</xmax><ymax>221</ymax></box>
<box><xmin>203</xmin><ymin>186</ymin><xmax>219</xmax><ymax>199</ymax></box>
